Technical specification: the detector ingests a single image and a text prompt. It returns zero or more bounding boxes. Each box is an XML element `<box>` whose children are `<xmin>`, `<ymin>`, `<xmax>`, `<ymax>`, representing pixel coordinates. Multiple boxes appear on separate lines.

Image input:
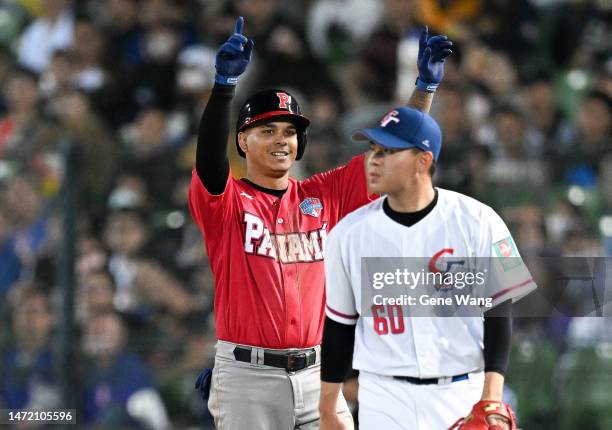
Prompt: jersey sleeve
<box><xmin>188</xmin><ymin>167</ymin><xmax>235</xmax><ymax>238</ymax></box>
<box><xmin>481</xmin><ymin>208</ymin><xmax>537</xmax><ymax>307</ymax></box>
<box><xmin>324</xmin><ymin>228</ymin><xmax>359</xmax><ymax>326</ymax></box>
<box><xmin>302</xmin><ymin>153</ymin><xmax>374</xmax><ymax>220</ymax></box>
<box><xmin>194</xmin><ymin>84</ymin><xmax>234</xmax><ymax>194</ymax></box>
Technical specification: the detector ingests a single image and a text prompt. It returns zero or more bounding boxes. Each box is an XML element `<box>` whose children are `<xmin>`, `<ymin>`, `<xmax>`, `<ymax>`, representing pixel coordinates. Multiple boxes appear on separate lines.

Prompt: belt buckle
<box><xmin>306</xmin><ymin>350</ymin><xmax>316</xmax><ymax>366</ymax></box>
<box><xmin>438</xmin><ymin>376</ymin><xmax>452</xmax><ymax>385</ymax></box>
<box><xmin>286</xmin><ymin>352</ymin><xmax>305</xmax><ymax>372</ymax></box>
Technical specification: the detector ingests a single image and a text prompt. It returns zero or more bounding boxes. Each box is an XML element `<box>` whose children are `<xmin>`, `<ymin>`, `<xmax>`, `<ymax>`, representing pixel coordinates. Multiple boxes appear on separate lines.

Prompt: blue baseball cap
<box><xmin>352</xmin><ymin>107</ymin><xmax>442</xmax><ymax>161</ymax></box>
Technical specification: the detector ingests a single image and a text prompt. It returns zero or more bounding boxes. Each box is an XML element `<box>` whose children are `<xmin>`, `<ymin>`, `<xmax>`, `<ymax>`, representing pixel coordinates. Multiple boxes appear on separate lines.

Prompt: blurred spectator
<box><xmin>223</xmin><ymin>0</ymin><xmax>330</xmax><ymax>92</ymax></box>
<box><xmin>133</xmin><ymin>260</ymin><xmax>193</xmax><ymax>318</ymax></box>
<box><xmin>96</xmin><ymin>0</ymin><xmax>141</xmax><ymax>74</ymax></box>
<box><xmin>121</xmin><ymin>108</ymin><xmax>179</xmax><ymax>208</ymax></box>
<box><xmin>95</xmin><ymin>0</ymin><xmax>144</xmax><ymax>126</ymax></box>
<box><xmin>150</xmin><ymin>312</ymin><xmax>215</xmax><ymax>428</ymax></box>
<box><xmin>0</xmin><ymin>48</ymin><xmax>13</xmax><ymax>114</ymax></box>
<box><xmin>81</xmin><ymin>311</ymin><xmax>169</xmax><ymax>429</ymax></box>
<box><xmin>145</xmin><ymin>174</ymin><xmax>205</xmax><ymax>278</ymax></box>
<box><xmin>17</xmin><ymin>0</ymin><xmax>75</xmax><ymax>73</ymax></box>
<box><xmin>119</xmin><ymin>0</ymin><xmax>195</xmax><ymax>110</ymax></box>
<box><xmin>474</xmin><ymin>0</ymin><xmax>538</xmax><ymax>65</ymax></box>
<box><xmin>76</xmin><ymin>270</ymin><xmax>116</xmax><ymax>324</ymax></box>
<box><xmin>0</xmin><ymin>205</ymin><xmax>21</xmax><ymax>298</ymax></box>
<box><xmin>103</xmin><ymin>209</ymin><xmax>150</xmax><ymax>314</ymax></box>
<box><xmin>100</xmin><ymin>0</ymin><xmax>140</xmax><ymax>49</ymax></box>
<box><xmin>479</xmin><ymin>104</ymin><xmax>549</xmax><ymax>205</ymax></box>
<box><xmin>567</xmin><ymin>317</ymin><xmax>612</xmax><ymax>348</ymax></box>
<box><xmin>561</xmin><ymin>225</ymin><xmax>604</xmax><ymax>258</ymax></box>
<box><xmin>0</xmin><ymin>287</ymin><xmax>58</xmax><ymax>409</ymax></box>
<box><xmin>2</xmin><ymin>174</ymin><xmax>54</xmax><ymax>280</ymax></box>
<box><xmin>432</xmin><ymin>84</ymin><xmax>490</xmax><ymax>196</ymax></box>
<box><xmin>0</xmin><ymin>3</ymin><xmax>30</xmax><ymax>49</ymax></box>
<box><xmin>70</xmin><ymin>20</ymin><xmax>107</xmax><ymax>93</ymax></box>
<box><xmin>485</xmin><ymin>104</ymin><xmax>545</xmax><ymax>157</ymax></box>
<box><xmin>597</xmin><ymin>71</ymin><xmax>612</xmax><ymax>100</ymax></box>
<box><xmin>600</xmin><ymin>153</ymin><xmax>612</xmax><ymax>212</ymax></box>
<box><xmin>557</xmin><ymin>90</ymin><xmax>611</xmax><ymax>186</ymax></box>
<box><xmin>39</xmin><ymin>49</ymin><xmax>76</xmax><ymax>98</ymax></box>
<box><xmin>548</xmin><ymin>0</ymin><xmax>611</xmax><ymax>70</ymax></box>
<box><xmin>0</xmin><ymin>68</ymin><xmax>59</xmax><ymax>169</ymax></box>
<box><xmin>307</xmin><ymin>0</ymin><xmax>383</xmax><ymax>64</ymax></box>
<box><xmin>502</xmin><ymin>205</ymin><xmax>548</xmax><ymax>257</ymax></box>
<box><xmin>103</xmin><ymin>209</ymin><xmax>192</xmax><ymax>319</ymax></box>
<box><xmin>107</xmin><ymin>174</ymin><xmax>149</xmax><ymax>213</ymax></box>
<box><xmin>76</xmin><ymin>234</ymin><xmax>109</xmax><ymax>278</ymax></box>
<box><xmin>175</xmin><ymin>45</ymin><xmax>215</xmax><ymax>105</ymax></box>
<box><xmin>521</xmin><ymin>73</ymin><xmax>564</xmax><ymax>147</ymax></box>
<box><xmin>545</xmin><ymin>199</ymin><xmax>583</xmax><ymax>247</ymax></box>
<box><xmin>343</xmin><ymin>0</ymin><xmax>418</xmax><ymax>106</ymax></box>
<box><xmin>188</xmin><ymin>265</ymin><xmax>214</xmax><ymax>313</ymax></box>
<box><xmin>53</xmin><ymin>88</ymin><xmax>118</xmax><ymax>212</ymax></box>
<box><xmin>415</xmin><ymin>0</ymin><xmax>481</xmax><ymax>40</ymax></box>
<box><xmin>465</xmin><ymin>48</ymin><xmax>520</xmax><ymax>103</ymax></box>
<box><xmin>394</xmin><ymin>0</ymin><xmax>428</xmax><ymax>104</ymax></box>
<box><xmin>301</xmin><ymin>87</ymin><xmax>346</xmax><ymax>174</ymax></box>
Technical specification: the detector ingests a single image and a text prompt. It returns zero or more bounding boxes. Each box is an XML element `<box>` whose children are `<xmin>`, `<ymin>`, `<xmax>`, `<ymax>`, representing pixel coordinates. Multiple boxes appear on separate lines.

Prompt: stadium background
<box><xmin>0</xmin><ymin>0</ymin><xmax>610</xmax><ymax>428</ymax></box>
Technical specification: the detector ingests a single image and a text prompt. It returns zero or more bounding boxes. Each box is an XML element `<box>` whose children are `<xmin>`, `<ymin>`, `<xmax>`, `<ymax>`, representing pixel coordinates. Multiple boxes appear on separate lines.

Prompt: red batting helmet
<box><xmin>236</xmin><ymin>89</ymin><xmax>310</xmax><ymax>160</ymax></box>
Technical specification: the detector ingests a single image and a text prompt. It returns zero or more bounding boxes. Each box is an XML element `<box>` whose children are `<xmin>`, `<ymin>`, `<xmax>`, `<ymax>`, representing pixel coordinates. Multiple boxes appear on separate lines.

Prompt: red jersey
<box><xmin>189</xmin><ymin>154</ymin><xmax>371</xmax><ymax>348</ymax></box>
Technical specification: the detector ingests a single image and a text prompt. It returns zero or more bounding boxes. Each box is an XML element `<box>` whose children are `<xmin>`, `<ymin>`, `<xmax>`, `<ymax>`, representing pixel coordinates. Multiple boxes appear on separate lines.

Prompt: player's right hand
<box><xmin>215</xmin><ymin>16</ymin><xmax>254</xmax><ymax>86</ymax></box>
<box><xmin>320</xmin><ymin>414</ymin><xmax>350</xmax><ymax>430</ymax></box>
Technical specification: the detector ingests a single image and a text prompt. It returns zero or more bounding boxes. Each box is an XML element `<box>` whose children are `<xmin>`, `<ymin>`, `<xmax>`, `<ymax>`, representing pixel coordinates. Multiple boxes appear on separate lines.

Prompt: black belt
<box><xmin>233</xmin><ymin>346</ymin><xmax>317</xmax><ymax>372</ymax></box>
<box><xmin>393</xmin><ymin>373</ymin><xmax>469</xmax><ymax>385</ymax></box>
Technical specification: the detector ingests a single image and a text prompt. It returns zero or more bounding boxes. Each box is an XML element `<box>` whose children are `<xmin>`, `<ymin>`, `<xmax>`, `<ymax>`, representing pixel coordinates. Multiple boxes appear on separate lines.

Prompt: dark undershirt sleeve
<box><xmin>483</xmin><ymin>300</ymin><xmax>512</xmax><ymax>376</ymax></box>
<box><xmin>195</xmin><ymin>83</ymin><xmax>235</xmax><ymax>195</ymax></box>
<box><xmin>321</xmin><ymin>317</ymin><xmax>356</xmax><ymax>383</ymax></box>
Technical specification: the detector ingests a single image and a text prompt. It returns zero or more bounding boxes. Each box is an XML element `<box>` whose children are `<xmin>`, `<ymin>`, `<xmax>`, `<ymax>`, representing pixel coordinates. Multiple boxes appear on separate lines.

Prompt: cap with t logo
<box><xmin>352</xmin><ymin>107</ymin><xmax>442</xmax><ymax>160</ymax></box>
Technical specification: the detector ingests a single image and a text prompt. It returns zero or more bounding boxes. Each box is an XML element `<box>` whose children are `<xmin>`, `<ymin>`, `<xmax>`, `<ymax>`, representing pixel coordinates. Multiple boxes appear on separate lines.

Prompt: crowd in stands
<box><xmin>0</xmin><ymin>0</ymin><xmax>609</xmax><ymax>428</ymax></box>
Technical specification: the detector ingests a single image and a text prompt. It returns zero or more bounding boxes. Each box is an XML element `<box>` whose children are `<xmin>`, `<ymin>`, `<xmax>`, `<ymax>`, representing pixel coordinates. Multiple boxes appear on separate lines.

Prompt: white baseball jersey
<box><xmin>324</xmin><ymin>188</ymin><xmax>536</xmax><ymax>378</ymax></box>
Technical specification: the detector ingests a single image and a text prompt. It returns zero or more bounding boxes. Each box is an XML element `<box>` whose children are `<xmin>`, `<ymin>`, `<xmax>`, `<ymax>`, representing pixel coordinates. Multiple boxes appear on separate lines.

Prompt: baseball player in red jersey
<box><xmin>190</xmin><ymin>17</ymin><xmax>452</xmax><ymax>429</ymax></box>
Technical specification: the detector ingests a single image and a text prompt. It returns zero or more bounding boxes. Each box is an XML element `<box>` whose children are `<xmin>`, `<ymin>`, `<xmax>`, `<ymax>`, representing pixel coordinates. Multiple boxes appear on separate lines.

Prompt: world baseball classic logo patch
<box><xmin>299</xmin><ymin>197</ymin><xmax>323</xmax><ymax>217</ymax></box>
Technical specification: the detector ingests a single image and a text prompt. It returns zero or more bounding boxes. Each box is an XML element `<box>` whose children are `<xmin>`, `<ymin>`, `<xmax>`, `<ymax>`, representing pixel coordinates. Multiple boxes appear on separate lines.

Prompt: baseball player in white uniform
<box><xmin>319</xmin><ymin>107</ymin><xmax>536</xmax><ymax>430</ymax></box>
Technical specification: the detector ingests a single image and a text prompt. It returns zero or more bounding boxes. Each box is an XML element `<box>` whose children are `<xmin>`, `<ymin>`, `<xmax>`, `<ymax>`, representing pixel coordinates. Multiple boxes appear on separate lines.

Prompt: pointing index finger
<box><xmin>420</xmin><ymin>26</ymin><xmax>428</xmax><ymax>44</ymax></box>
<box><xmin>234</xmin><ymin>16</ymin><xmax>244</xmax><ymax>35</ymax></box>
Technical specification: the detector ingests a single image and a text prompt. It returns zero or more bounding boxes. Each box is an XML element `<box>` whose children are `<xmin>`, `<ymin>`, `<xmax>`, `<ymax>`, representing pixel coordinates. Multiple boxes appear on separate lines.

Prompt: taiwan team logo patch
<box><xmin>493</xmin><ymin>237</ymin><xmax>521</xmax><ymax>271</ymax></box>
<box><xmin>299</xmin><ymin>197</ymin><xmax>323</xmax><ymax>217</ymax></box>
<box><xmin>428</xmin><ymin>248</ymin><xmax>466</xmax><ymax>291</ymax></box>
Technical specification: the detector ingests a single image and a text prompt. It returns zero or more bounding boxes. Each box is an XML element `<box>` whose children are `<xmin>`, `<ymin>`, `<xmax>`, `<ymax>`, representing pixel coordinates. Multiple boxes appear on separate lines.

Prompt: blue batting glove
<box><xmin>215</xmin><ymin>16</ymin><xmax>254</xmax><ymax>86</ymax></box>
<box><xmin>416</xmin><ymin>26</ymin><xmax>453</xmax><ymax>92</ymax></box>
<box><xmin>195</xmin><ymin>368</ymin><xmax>213</xmax><ymax>402</ymax></box>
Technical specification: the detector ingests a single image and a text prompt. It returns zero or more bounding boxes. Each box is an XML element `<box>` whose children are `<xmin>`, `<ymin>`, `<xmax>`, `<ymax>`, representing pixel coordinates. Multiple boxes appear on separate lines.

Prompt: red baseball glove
<box><xmin>448</xmin><ymin>400</ymin><xmax>517</xmax><ymax>430</ymax></box>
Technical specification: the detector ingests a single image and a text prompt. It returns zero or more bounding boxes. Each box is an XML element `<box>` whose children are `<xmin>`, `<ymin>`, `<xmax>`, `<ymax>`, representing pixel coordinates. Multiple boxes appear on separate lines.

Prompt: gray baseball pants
<box><xmin>208</xmin><ymin>340</ymin><xmax>354</xmax><ymax>429</ymax></box>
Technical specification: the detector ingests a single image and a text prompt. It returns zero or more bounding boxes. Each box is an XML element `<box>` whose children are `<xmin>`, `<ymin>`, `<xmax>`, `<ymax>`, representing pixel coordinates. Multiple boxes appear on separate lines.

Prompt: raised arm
<box><xmin>407</xmin><ymin>26</ymin><xmax>453</xmax><ymax>113</ymax></box>
<box><xmin>195</xmin><ymin>17</ymin><xmax>253</xmax><ymax>194</ymax></box>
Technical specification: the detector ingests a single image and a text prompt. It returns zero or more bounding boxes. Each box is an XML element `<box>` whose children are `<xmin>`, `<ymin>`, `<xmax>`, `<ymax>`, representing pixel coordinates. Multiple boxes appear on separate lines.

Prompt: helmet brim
<box><xmin>238</xmin><ymin>112</ymin><xmax>310</xmax><ymax>132</ymax></box>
